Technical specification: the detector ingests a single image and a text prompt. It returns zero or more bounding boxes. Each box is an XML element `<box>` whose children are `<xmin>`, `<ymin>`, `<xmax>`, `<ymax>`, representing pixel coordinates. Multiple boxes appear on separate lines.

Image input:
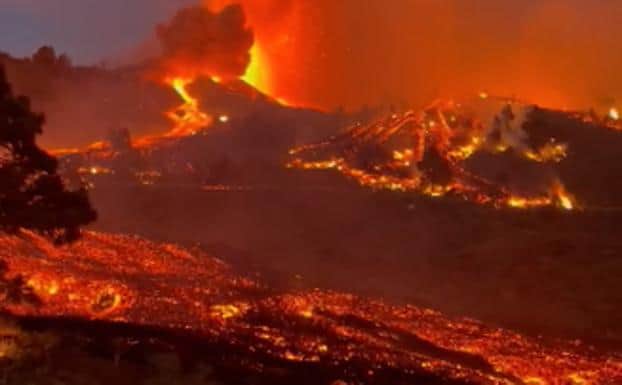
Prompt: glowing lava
<box><xmin>288</xmin><ymin>99</ymin><xmax>578</xmax><ymax>210</ymax></box>
<box><xmin>241</xmin><ymin>43</ymin><xmax>272</xmax><ymax>95</ymax></box>
<box><xmin>1</xmin><ymin>231</ymin><xmax>620</xmax><ymax>385</ymax></box>
<box><xmin>552</xmin><ymin>181</ymin><xmax>576</xmax><ymax>210</ymax></box>
<box><xmin>129</xmin><ymin>77</ymin><xmax>213</xmax><ymax>149</ymax></box>
<box><xmin>165</xmin><ymin>77</ymin><xmax>212</xmax><ymax>137</ymax></box>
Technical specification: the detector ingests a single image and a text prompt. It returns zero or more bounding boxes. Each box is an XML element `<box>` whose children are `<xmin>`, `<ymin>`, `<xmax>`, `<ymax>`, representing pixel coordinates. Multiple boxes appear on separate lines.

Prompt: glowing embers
<box><xmin>1</xmin><ymin>231</ymin><xmax>620</xmax><ymax>384</ymax></box>
<box><xmin>24</xmin><ymin>273</ymin><xmax>131</xmax><ymax>318</ymax></box>
<box><xmin>165</xmin><ymin>77</ymin><xmax>213</xmax><ymax>138</ymax></box>
<box><xmin>522</xmin><ymin>140</ymin><xmax>567</xmax><ymax>163</ymax></box>
<box><xmin>288</xmin><ymin>100</ymin><xmax>577</xmax><ymax>210</ymax></box>
<box><xmin>77</xmin><ymin>166</ymin><xmax>114</xmax><ymax>176</ymax></box>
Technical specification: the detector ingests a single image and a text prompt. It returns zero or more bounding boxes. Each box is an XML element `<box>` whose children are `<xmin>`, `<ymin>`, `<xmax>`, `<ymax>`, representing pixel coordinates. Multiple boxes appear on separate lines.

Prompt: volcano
<box><xmin>2</xmin><ymin>3</ymin><xmax>622</xmax><ymax>384</ymax></box>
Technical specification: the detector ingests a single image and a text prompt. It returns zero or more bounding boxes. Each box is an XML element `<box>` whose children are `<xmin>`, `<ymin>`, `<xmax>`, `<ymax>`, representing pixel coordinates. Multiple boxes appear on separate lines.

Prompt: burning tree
<box><xmin>0</xmin><ymin>66</ymin><xmax>96</xmax><ymax>243</ymax></box>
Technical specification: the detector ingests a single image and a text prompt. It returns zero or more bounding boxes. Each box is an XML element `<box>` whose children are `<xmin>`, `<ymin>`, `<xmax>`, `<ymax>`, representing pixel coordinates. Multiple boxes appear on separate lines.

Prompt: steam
<box><xmin>156</xmin><ymin>4</ymin><xmax>253</xmax><ymax>80</ymax></box>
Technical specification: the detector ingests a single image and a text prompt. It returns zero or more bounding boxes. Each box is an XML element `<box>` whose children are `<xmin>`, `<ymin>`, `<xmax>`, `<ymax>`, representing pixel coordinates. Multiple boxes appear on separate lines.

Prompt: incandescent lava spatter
<box><xmin>0</xmin><ymin>231</ymin><xmax>620</xmax><ymax>385</ymax></box>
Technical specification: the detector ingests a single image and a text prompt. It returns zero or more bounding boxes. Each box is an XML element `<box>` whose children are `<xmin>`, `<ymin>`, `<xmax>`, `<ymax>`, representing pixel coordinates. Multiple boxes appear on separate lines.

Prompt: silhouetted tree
<box><xmin>32</xmin><ymin>46</ymin><xmax>57</xmax><ymax>68</ymax></box>
<box><xmin>0</xmin><ymin>66</ymin><xmax>96</xmax><ymax>243</ymax></box>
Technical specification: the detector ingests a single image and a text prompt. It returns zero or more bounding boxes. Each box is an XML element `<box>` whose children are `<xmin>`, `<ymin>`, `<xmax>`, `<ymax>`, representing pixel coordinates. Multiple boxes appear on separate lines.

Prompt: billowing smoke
<box><xmin>4</xmin><ymin>1</ymin><xmax>622</xmax><ymax>113</ymax></box>
<box><xmin>205</xmin><ymin>0</ymin><xmax>622</xmax><ymax>112</ymax></box>
<box><xmin>156</xmin><ymin>4</ymin><xmax>253</xmax><ymax>80</ymax></box>
<box><xmin>4</xmin><ymin>1</ymin><xmax>621</xmax><ymax>146</ymax></box>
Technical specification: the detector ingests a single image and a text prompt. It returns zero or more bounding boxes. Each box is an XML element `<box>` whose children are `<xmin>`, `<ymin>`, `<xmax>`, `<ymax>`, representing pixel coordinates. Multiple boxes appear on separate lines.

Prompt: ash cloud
<box><xmin>204</xmin><ymin>0</ymin><xmax>622</xmax><ymax>112</ymax></box>
<box><xmin>156</xmin><ymin>4</ymin><xmax>254</xmax><ymax>79</ymax></box>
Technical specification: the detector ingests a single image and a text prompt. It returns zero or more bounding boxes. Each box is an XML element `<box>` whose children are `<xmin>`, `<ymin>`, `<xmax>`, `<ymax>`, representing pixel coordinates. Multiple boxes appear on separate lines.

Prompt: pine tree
<box><xmin>0</xmin><ymin>66</ymin><xmax>96</xmax><ymax>242</ymax></box>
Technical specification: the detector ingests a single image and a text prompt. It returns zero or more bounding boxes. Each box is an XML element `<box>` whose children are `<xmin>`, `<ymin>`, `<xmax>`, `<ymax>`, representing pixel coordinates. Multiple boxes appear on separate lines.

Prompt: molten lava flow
<box><xmin>1</xmin><ymin>231</ymin><xmax>620</xmax><ymax>385</ymax></box>
<box><xmin>50</xmin><ymin>77</ymin><xmax>214</xmax><ymax>154</ymax></box>
<box><xmin>128</xmin><ymin>77</ymin><xmax>213</xmax><ymax>149</ymax></box>
<box><xmin>165</xmin><ymin>77</ymin><xmax>212</xmax><ymax>137</ymax></box>
<box><xmin>288</xmin><ymin>99</ymin><xmax>577</xmax><ymax>210</ymax></box>
<box><xmin>48</xmin><ymin>141</ymin><xmax>109</xmax><ymax>158</ymax></box>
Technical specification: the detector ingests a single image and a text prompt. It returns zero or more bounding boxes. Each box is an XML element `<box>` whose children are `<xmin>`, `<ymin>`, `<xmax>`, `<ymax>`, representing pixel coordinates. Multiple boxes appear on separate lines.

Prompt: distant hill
<box><xmin>0</xmin><ymin>48</ymin><xmax>347</xmax><ymax>149</ymax></box>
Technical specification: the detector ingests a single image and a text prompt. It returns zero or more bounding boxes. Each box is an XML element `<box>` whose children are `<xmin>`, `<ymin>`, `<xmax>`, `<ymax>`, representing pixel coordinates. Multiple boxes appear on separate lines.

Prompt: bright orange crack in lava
<box><xmin>1</xmin><ymin>231</ymin><xmax>620</xmax><ymax>385</ymax></box>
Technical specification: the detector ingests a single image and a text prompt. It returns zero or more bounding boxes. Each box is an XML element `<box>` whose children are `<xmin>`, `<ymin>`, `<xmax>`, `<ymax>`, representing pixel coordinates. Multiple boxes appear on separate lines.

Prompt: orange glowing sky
<box><xmin>4</xmin><ymin>1</ymin><xmax>621</xmax><ymax>113</ymax></box>
<box><xmin>205</xmin><ymin>0</ymin><xmax>622</xmax><ymax>112</ymax></box>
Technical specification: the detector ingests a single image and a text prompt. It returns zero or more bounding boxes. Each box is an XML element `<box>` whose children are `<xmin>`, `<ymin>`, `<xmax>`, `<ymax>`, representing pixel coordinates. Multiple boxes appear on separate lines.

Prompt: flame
<box><xmin>609</xmin><ymin>107</ymin><xmax>620</xmax><ymax>121</ymax></box>
<box><xmin>523</xmin><ymin>142</ymin><xmax>568</xmax><ymax>163</ymax></box>
<box><xmin>551</xmin><ymin>180</ymin><xmax>576</xmax><ymax>210</ymax></box>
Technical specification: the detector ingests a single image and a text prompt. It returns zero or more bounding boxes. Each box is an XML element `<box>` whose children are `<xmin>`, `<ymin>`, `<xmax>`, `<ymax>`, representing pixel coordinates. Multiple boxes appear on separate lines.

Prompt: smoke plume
<box><xmin>205</xmin><ymin>0</ymin><xmax>622</xmax><ymax>112</ymax></box>
<box><xmin>156</xmin><ymin>4</ymin><xmax>253</xmax><ymax>80</ymax></box>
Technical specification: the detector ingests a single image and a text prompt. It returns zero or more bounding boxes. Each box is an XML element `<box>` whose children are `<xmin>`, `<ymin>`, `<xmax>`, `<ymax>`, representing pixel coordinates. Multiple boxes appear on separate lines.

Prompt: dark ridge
<box><xmin>9</xmin><ymin>313</ymin><xmax>503</xmax><ymax>385</ymax></box>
